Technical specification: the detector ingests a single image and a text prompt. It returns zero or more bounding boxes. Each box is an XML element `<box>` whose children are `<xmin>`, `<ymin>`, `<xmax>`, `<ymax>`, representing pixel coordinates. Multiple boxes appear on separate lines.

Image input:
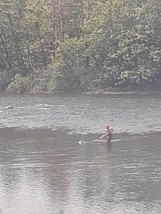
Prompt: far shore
<box><xmin>1</xmin><ymin>87</ymin><xmax>161</xmax><ymax>95</ymax></box>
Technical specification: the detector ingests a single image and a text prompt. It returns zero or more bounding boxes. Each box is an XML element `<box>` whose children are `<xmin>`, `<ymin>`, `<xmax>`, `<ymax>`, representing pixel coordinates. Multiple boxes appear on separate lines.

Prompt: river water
<box><xmin>0</xmin><ymin>93</ymin><xmax>161</xmax><ymax>214</ymax></box>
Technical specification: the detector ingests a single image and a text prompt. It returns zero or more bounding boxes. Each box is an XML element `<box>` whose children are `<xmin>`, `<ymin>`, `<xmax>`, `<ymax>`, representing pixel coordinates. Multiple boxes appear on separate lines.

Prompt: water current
<box><xmin>0</xmin><ymin>93</ymin><xmax>161</xmax><ymax>214</ymax></box>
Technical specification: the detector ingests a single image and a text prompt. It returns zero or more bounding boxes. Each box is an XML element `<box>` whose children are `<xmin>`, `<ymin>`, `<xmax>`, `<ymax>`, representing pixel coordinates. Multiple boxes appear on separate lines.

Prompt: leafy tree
<box><xmin>1</xmin><ymin>0</ymin><xmax>161</xmax><ymax>92</ymax></box>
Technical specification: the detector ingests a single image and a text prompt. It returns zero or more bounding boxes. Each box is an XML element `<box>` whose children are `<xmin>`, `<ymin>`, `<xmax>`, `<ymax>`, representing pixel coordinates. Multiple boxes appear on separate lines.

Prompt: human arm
<box><xmin>99</xmin><ymin>130</ymin><xmax>108</xmax><ymax>139</ymax></box>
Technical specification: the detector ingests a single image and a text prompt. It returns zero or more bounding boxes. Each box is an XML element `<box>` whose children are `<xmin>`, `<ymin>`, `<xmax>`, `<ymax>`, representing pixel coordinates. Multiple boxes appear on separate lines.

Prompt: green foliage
<box><xmin>78</xmin><ymin>0</ymin><xmax>161</xmax><ymax>90</ymax></box>
<box><xmin>8</xmin><ymin>73</ymin><xmax>29</xmax><ymax>93</ymax></box>
<box><xmin>1</xmin><ymin>0</ymin><xmax>161</xmax><ymax>92</ymax></box>
<box><xmin>49</xmin><ymin>38</ymin><xmax>86</xmax><ymax>92</ymax></box>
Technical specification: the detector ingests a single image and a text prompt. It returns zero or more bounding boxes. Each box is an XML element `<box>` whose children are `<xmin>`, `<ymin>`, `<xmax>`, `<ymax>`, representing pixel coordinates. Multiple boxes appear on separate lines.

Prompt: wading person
<box><xmin>99</xmin><ymin>125</ymin><xmax>113</xmax><ymax>144</ymax></box>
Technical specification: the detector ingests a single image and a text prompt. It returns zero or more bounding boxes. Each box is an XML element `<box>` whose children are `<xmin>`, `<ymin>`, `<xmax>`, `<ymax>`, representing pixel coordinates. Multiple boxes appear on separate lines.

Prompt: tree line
<box><xmin>0</xmin><ymin>0</ymin><xmax>161</xmax><ymax>93</ymax></box>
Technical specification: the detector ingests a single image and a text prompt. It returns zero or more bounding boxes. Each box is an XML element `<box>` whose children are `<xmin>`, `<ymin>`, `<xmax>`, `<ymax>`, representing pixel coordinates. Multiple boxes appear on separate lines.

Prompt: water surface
<box><xmin>0</xmin><ymin>93</ymin><xmax>161</xmax><ymax>214</ymax></box>
<box><xmin>0</xmin><ymin>92</ymin><xmax>161</xmax><ymax>134</ymax></box>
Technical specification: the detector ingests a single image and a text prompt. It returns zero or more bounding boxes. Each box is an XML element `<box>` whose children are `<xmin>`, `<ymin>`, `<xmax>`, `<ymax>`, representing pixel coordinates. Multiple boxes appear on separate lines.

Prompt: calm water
<box><xmin>0</xmin><ymin>93</ymin><xmax>161</xmax><ymax>214</ymax></box>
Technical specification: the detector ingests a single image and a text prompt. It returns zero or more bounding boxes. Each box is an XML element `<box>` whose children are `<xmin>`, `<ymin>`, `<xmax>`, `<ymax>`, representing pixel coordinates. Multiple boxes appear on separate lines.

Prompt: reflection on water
<box><xmin>0</xmin><ymin>128</ymin><xmax>161</xmax><ymax>214</ymax></box>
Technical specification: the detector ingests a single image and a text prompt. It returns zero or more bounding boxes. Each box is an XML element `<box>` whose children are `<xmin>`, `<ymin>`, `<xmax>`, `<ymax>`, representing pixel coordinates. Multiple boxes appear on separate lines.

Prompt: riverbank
<box><xmin>1</xmin><ymin>87</ymin><xmax>161</xmax><ymax>95</ymax></box>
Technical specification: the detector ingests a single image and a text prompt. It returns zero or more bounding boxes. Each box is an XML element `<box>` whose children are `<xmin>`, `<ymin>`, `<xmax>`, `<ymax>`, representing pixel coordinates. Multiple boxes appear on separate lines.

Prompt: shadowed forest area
<box><xmin>0</xmin><ymin>0</ymin><xmax>161</xmax><ymax>93</ymax></box>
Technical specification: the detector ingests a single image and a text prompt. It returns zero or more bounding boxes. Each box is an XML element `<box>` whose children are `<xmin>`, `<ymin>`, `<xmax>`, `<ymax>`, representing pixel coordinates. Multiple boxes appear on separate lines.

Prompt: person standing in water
<box><xmin>99</xmin><ymin>125</ymin><xmax>113</xmax><ymax>143</ymax></box>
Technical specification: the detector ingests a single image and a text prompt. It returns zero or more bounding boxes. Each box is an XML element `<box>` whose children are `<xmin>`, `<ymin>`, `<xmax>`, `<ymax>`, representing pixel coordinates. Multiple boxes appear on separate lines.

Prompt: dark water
<box><xmin>0</xmin><ymin>93</ymin><xmax>161</xmax><ymax>214</ymax></box>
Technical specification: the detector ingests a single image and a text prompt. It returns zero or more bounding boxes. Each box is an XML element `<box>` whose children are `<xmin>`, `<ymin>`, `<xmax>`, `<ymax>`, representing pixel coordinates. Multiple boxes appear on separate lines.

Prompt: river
<box><xmin>0</xmin><ymin>93</ymin><xmax>161</xmax><ymax>214</ymax></box>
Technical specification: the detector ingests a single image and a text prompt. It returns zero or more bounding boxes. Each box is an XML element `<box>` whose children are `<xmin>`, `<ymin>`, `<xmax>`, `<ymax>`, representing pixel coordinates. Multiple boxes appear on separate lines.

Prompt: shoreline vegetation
<box><xmin>2</xmin><ymin>85</ymin><xmax>161</xmax><ymax>95</ymax></box>
<box><xmin>1</xmin><ymin>1</ymin><xmax>161</xmax><ymax>94</ymax></box>
<box><xmin>1</xmin><ymin>86</ymin><xmax>161</xmax><ymax>95</ymax></box>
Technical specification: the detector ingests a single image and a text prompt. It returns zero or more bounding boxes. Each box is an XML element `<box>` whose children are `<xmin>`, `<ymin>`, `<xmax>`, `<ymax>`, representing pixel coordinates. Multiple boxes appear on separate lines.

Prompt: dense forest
<box><xmin>0</xmin><ymin>0</ymin><xmax>161</xmax><ymax>93</ymax></box>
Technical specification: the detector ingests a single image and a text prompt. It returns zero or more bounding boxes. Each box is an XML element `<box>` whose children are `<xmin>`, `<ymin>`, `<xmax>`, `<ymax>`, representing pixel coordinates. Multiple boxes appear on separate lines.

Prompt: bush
<box><xmin>7</xmin><ymin>74</ymin><xmax>29</xmax><ymax>93</ymax></box>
